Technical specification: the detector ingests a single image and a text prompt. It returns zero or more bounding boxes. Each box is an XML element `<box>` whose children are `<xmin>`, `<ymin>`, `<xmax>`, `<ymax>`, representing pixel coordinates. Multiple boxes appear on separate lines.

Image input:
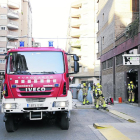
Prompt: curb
<box><xmin>106</xmin><ymin>109</ymin><xmax>136</xmax><ymax>123</ymax></box>
<box><xmin>73</xmin><ymin>104</ymin><xmax>95</xmax><ymax>109</ymax></box>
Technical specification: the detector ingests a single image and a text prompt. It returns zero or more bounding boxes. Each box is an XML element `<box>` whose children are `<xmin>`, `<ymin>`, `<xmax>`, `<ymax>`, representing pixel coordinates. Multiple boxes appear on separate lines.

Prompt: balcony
<box><xmin>71</xmin><ymin>48</ymin><xmax>82</xmax><ymax>56</ymax></box>
<box><xmin>7</xmin><ymin>31</ymin><xmax>18</xmax><ymax>39</ymax></box>
<box><xmin>70</xmin><ymin>39</ymin><xmax>81</xmax><ymax>47</ymax></box>
<box><xmin>7</xmin><ymin>20</ymin><xmax>18</xmax><ymax>29</ymax></box>
<box><xmin>70</xmin><ymin>29</ymin><xmax>81</xmax><ymax>38</ymax></box>
<box><xmin>7</xmin><ymin>9</ymin><xmax>19</xmax><ymax>19</ymax></box>
<box><xmin>71</xmin><ymin>19</ymin><xmax>81</xmax><ymax>28</ymax></box>
<box><xmin>71</xmin><ymin>0</ymin><xmax>83</xmax><ymax>8</ymax></box>
<box><xmin>7</xmin><ymin>41</ymin><xmax>17</xmax><ymax>49</ymax></box>
<box><xmin>71</xmin><ymin>9</ymin><xmax>81</xmax><ymax>18</ymax></box>
<box><xmin>7</xmin><ymin>0</ymin><xmax>20</xmax><ymax>9</ymax></box>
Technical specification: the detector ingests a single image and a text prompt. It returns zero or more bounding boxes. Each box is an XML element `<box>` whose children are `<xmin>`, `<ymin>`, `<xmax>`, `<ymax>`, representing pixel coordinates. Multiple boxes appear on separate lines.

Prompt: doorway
<box><xmin>127</xmin><ymin>71</ymin><xmax>138</xmax><ymax>103</ymax></box>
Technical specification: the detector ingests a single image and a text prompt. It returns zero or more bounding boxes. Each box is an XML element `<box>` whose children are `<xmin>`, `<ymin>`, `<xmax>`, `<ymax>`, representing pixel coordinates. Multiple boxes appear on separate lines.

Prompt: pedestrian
<box><xmin>95</xmin><ymin>83</ymin><xmax>106</xmax><ymax>110</ymax></box>
<box><xmin>92</xmin><ymin>83</ymin><xmax>97</xmax><ymax>106</ymax></box>
<box><xmin>82</xmin><ymin>83</ymin><xmax>90</xmax><ymax>105</ymax></box>
<box><xmin>128</xmin><ymin>81</ymin><xmax>136</xmax><ymax>103</ymax></box>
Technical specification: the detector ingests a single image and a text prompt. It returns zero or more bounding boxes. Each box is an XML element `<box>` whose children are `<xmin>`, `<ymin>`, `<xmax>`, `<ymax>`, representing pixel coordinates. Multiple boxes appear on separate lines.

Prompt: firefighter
<box><xmin>82</xmin><ymin>83</ymin><xmax>90</xmax><ymax>105</ymax></box>
<box><xmin>95</xmin><ymin>83</ymin><xmax>106</xmax><ymax>110</ymax></box>
<box><xmin>93</xmin><ymin>83</ymin><xmax>97</xmax><ymax>106</ymax></box>
<box><xmin>128</xmin><ymin>81</ymin><xmax>136</xmax><ymax>103</ymax></box>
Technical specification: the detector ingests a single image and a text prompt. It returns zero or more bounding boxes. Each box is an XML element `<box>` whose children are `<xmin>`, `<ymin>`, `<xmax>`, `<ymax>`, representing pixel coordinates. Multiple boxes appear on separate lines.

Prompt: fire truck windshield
<box><xmin>7</xmin><ymin>51</ymin><xmax>64</xmax><ymax>75</ymax></box>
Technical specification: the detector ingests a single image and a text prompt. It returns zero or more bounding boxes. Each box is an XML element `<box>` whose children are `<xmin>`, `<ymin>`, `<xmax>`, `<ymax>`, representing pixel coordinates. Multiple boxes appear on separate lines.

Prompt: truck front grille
<box><xmin>23</xmin><ymin>107</ymin><xmax>48</xmax><ymax>110</ymax></box>
<box><xmin>20</xmin><ymin>92</ymin><xmax>51</xmax><ymax>96</ymax></box>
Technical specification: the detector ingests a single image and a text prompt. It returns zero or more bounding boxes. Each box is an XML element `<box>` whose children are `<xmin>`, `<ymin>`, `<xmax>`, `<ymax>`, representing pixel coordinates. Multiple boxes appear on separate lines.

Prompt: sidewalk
<box><xmin>72</xmin><ymin>99</ymin><xmax>140</xmax><ymax>122</ymax></box>
<box><xmin>107</xmin><ymin>103</ymin><xmax>140</xmax><ymax>122</ymax></box>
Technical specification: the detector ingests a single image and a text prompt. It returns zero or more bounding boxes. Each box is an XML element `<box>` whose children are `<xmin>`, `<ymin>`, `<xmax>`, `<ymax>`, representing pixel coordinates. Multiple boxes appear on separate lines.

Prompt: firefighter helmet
<box><xmin>83</xmin><ymin>83</ymin><xmax>86</xmax><ymax>86</ymax></box>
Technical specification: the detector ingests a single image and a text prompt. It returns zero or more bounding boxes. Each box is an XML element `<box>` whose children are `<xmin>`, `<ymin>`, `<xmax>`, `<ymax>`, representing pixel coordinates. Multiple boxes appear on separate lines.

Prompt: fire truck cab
<box><xmin>0</xmin><ymin>47</ymin><xmax>79</xmax><ymax>132</ymax></box>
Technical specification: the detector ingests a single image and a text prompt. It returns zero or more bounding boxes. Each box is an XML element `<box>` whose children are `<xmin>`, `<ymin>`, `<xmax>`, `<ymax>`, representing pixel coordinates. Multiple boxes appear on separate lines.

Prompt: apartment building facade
<box><xmin>97</xmin><ymin>0</ymin><xmax>140</xmax><ymax>105</ymax></box>
<box><xmin>66</xmin><ymin>0</ymin><xmax>100</xmax><ymax>85</ymax></box>
<box><xmin>0</xmin><ymin>0</ymin><xmax>32</xmax><ymax>72</ymax></box>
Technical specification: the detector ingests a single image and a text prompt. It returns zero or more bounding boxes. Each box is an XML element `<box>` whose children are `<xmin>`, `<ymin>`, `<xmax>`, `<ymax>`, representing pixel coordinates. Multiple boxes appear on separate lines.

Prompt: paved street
<box><xmin>0</xmin><ymin>106</ymin><xmax>125</xmax><ymax>140</ymax></box>
<box><xmin>1</xmin><ymin>101</ymin><xmax>140</xmax><ymax>140</ymax></box>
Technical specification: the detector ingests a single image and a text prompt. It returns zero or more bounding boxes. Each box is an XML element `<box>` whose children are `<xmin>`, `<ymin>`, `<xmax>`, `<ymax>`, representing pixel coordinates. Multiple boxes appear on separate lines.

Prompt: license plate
<box><xmin>27</xmin><ymin>104</ymin><xmax>43</xmax><ymax>107</ymax></box>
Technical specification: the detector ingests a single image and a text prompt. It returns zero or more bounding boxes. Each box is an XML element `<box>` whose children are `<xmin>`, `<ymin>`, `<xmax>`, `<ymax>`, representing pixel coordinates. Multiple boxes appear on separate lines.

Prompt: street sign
<box><xmin>122</xmin><ymin>54</ymin><xmax>140</xmax><ymax>65</ymax></box>
<box><xmin>69</xmin><ymin>76</ymin><xmax>74</xmax><ymax>81</ymax></box>
<box><xmin>20</xmin><ymin>41</ymin><xmax>24</xmax><ymax>47</ymax></box>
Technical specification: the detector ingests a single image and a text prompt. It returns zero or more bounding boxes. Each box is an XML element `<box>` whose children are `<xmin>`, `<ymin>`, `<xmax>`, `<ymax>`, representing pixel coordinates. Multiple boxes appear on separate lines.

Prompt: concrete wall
<box><xmin>102</xmin><ymin>73</ymin><xmax>113</xmax><ymax>98</ymax></box>
<box><xmin>115</xmin><ymin>72</ymin><xmax>125</xmax><ymax>101</ymax></box>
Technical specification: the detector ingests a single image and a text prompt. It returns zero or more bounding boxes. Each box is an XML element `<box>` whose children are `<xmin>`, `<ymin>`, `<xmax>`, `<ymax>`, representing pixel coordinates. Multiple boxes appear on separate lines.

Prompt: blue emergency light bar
<box><xmin>48</xmin><ymin>41</ymin><xmax>53</xmax><ymax>47</ymax></box>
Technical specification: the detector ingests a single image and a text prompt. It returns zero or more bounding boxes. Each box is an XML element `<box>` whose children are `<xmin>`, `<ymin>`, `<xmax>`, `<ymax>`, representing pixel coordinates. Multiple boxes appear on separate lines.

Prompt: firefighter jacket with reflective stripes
<box><xmin>128</xmin><ymin>83</ymin><xmax>136</xmax><ymax>92</ymax></box>
<box><xmin>82</xmin><ymin>86</ymin><xmax>88</xmax><ymax>96</ymax></box>
<box><xmin>93</xmin><ymin>85</ymin><xmax>97</xmax><ymax>92</ymax></box>
<box><xmin>95</xmin><ymin>84</ymin><xmax>103</xmax><ymax>98</ymax></box>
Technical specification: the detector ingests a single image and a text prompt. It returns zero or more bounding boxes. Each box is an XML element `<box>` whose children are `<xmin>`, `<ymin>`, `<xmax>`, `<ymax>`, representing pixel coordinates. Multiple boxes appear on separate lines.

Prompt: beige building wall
<box><xmin>0</xmin><ymin>0</ymin><xmax>32</xmax><ymax>72</ymax></box>
<box><xmin>97</xmin><ymin>0</ymin><xmax>138</xmax><ymax>57</ymax></box>
<box><xmin>97</xmin><ymin>0</ymin><xmax>139</xmax><ymax>99</ymax></box>
<box><xmin>66</xmin><ymin>0</ymin><xmax>100</xmax><ymax>84</ymax></box>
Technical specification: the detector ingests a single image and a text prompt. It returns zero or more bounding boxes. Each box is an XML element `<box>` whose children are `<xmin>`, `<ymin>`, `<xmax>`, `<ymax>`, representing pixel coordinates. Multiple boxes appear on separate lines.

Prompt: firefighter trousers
<box><xmin>83</xmin><ymin>95</ymin><xmax>89</xmax><ymax>105</ymax></box>
<box><xmin>96</xmin><ymin>96</ymin><xmax>106</xmax><ymax>109</ymax></box>
<box><xmin>128</xmin><ymin>92</ymin><xmax>135</xmax><ymax>102</ymax></box>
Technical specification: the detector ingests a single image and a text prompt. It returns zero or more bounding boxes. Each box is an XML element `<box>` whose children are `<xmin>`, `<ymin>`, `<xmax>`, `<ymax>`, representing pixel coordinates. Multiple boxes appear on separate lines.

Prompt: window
<box><xmin>84</xmin><ymin>67</ymin><xmax>88</xmax><ymax>72</ymax></box>
<box><xmin>0</xmin><ymin>59</ymin><xmax>5</xmax><ymax>64</ymax></box>
<box><xmin>102</xmin><ymin>36</ymin><xmax>104</xmax><ymax>45</ymax></box>
<box><xmin>0</xmin><ymin>26</ymin><xmax>6</xmax><ymax>30</ymax></box>
<box><xmin>0</xmin><ymin>15</ymin><xmax>7</xmax><ymax>19</ymax></box>
<box><xmin>7</xmin><ymin>52</ymin><xmax>64</xmax><ymax>74</ymax></box>
<box><xmin>102</xmin><ymin>61</ymin><xmax>106</xmax><ymax>70</ymax></box>
<box><xmin>97</xmin><ymin>20</ymin><xmax>99</xmax><ymax>32</ymax></box>
<box><xmin>79</xmin><ymin>67</ymin><xmax>82</xmax><ymax>72</ymax></box>
<box><xmin>116</xmin><ymin>53</ymin><xmax>123</xmax><ymax>65</ymax></box>
<box><xmin>103</xmin><ymin>13</ymin><xmax>104</xmax><ymax>21</ymax></box>
<box><xmin>106</xmin><ymin>58</ymin><xmax>113</xmax><ymax>68</ymax></box>
<box><xmin>0</xmin><ymin>48</ymin><xmax>6</xmax><ymax>52</ymax></box>
<box><xmin>1</xmin><ymin>4</ymin><xmax>7</xmax><ymax>8</ymax></box>
<box><xmin>97</xmin><ymin>41</ymin><xmax>99</xmax><ymax>53</ymax></box>
<box><xmin>132</xmin><ymin>0</ymin><xmax>139</xmax><ymax>12</ymax></box>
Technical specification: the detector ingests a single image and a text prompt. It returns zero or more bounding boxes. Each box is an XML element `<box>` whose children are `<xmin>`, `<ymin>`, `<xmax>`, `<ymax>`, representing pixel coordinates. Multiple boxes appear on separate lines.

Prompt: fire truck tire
<box><xmin>5</xmin><ymin>116</ymin><xmax>18</xmax><ymax>132</ymax></box>
<box><xmin>60</xmin><ymin>113</ymin><xmax>69</xmax><ymax>130</ymax></box>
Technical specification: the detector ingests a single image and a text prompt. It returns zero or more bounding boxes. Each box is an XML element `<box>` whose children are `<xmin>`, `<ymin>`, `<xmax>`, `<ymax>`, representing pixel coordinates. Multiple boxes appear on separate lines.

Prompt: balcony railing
<box><xmin>71</xmin><ymin>0</ymin><xmax>83</xmax><ymax>8</ymax></box>
<box><xmin>70</xmin><ymin>39</ymin><xmax>81</xmax><ymax>47</ymax></box>
<box><xmin>8</xmin><ymin>9</ymin><xmax>18</xmax><ymax>16</ymax></box>
<box><xmin>115</xmin><ymin>18</ymin><xmax>139</xmax><ymax>46</ymax></box>
<box><xmin>7</xmin><ymin>19</ymin><xmax>18</xmax><ymax>29</ymax></box>
<box><xmin>71</xmin><ymin>9</ymin><xmax>81</xmax><ymax>18</ymax></box>
<box><xmin>7</xmin><ymin>8</ymin><xmax>19</xmax><ymax>19</ymax></box>
<box><xmin>70</xmin><ymin>28</ymin><xmax>81</xmax><ymax>37</ymax></box>
<box><xmin>7</xmin><ymin>31</ymin><xmax>18</xmax><ymax>38</ymax></box>
<box><xmin>7</xmin><ymin>0</ymin><xmax>20</xmax><ymax>9</ymax></box>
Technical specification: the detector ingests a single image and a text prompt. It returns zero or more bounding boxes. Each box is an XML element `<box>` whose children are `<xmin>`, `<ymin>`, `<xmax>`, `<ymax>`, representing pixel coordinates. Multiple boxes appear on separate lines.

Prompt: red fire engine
<box><xmin>0</xmin><ymin>47</ymin><xmax>79</xmax><ymax>132</ymax></box>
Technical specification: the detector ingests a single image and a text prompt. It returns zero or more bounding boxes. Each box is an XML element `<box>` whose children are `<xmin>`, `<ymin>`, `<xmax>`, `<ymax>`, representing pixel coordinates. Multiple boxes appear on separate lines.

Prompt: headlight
<box><xmin>53</xmin><ymin>101</ymin><xmax>69</xmax><ymax>107</ymax></box>
<box><xmin>3</xmin><ymin>103</ymin><xmax>18</xmax><ymax>109</ymax></box>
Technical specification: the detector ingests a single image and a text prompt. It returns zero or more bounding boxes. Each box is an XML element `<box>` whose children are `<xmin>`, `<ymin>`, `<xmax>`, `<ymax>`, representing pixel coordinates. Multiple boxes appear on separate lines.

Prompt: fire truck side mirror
<box><xmin>73</xmin><ymin>55</ymin><xmax>79</xmax><ymax>61</ymax></box>
<box><xmin>74</xmin><ymin>61</ymin><xmax>79</xmax><ymax>73</ymax></box>
<box><xmin>5</xmin><ymin>55</ymin><xmax>8</xmax><ymax>59</ymax></box>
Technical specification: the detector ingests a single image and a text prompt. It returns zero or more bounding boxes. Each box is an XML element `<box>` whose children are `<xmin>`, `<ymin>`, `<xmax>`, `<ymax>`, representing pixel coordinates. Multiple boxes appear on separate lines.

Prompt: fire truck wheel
<box><xmin>5</xmin><ymin>116</ymin><xmax>18</xmax><ymax>132</ymax></box>
<box><xmin>60</xmin><ymin>113</ymin><xmax>69</xmax><ymax>130</ymax></box>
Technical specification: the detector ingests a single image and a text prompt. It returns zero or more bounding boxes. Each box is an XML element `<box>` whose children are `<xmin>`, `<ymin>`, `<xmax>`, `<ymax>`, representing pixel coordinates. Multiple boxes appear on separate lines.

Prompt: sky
<box><xmin>30</xmin><ymin>0</ymin><xmax>75</xmax><ymax>49</ymax></box>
